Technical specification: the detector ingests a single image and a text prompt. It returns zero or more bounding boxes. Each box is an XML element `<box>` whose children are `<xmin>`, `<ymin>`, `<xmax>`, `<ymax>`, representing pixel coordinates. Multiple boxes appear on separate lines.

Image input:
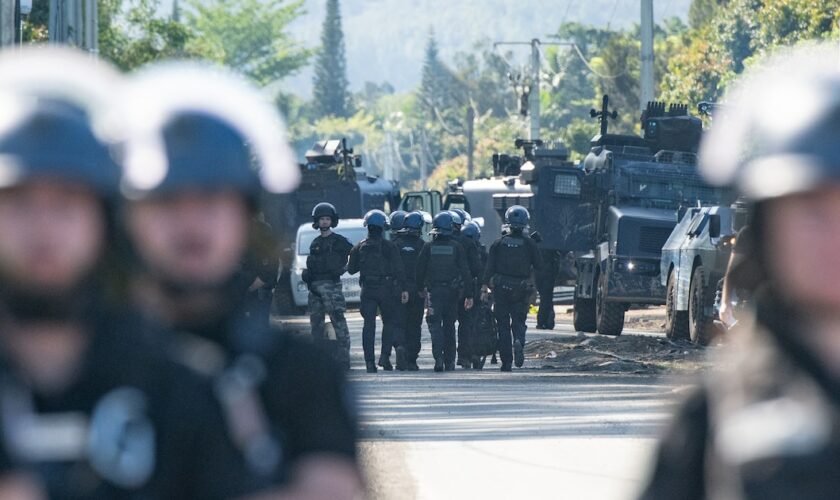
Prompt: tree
<box><xmin>100</xmin><ymin>0</ymin><xmax>191</xmax><ymax>71</ymax></box>
<box><xmin>312</xmin><ymin>0</ymin><xmax>352</xmax><ymax>118</ymax></box>
<box><xmin>186</xmin><ymin>0</ymin><xmax>311</xmax><ymax>87</ymax></box>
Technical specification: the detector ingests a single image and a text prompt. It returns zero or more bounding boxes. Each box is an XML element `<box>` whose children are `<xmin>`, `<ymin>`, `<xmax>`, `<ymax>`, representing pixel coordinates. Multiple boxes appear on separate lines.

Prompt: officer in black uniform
<box><xmin>416</xmin><ymin>212</ymin><xmax>474</xmax><ymax>372</ymax></box>
<box><xmin>348</xmin><ymin>210</ymin><xmax>408</xmax><ymax>373</ymax></box>
<box><xmin>482</xmin><ymin>206</ymin><xmax>542</xmax><ymax>372</ymax></box>
<box><xmin>641</xmin><ymin>44</ymin><xmax>840</xmax><ymax>500</ymax></box>
<box><xmin>119</xmin><ymin>64</ymin><xmax>362</xmax><ymax>499</ymax></box>
<box><xmin>451</xmin><ymin>209</ymin><xmax>482</xmax><ymax>368</ymax></box>
<box><xmin>0</xmin><ymin>57</ymin><xmax>250</xmax><ymax>499</ymax></box>
<box><xmin>241</xmin><ymin>213</ymin><xmax>280</xmax><ymax>330</ymax></box>
<box><xmin>305</xmin><ymin>202</ymin><xmax>354</xmax><ymax>368</ymax></box>
<box><xmin>392</xmin><ymin>211</ymin><xmax>426</xmax><ymax>371</ymax></box>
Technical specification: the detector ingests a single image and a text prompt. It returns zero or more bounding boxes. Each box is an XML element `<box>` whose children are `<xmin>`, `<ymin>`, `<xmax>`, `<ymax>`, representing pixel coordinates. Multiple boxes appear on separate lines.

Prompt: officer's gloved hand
<box><xmin>301</xmin><ymin>269</ymin><xmax>310</xmax><ymax>284</ymax></box>
<box><xmin>401</xmin><ymin>291</ymin><xmax>409</xmax><ymax>304</ymax></box>
<box><xmin>480</xmin><ymin>287</ymin><xmax>490</xmax><ymax>302</ymax></box>
<box><xmin>464</xmin><ymin>297</ymin><xmax>474</xmax><ymax>310</ymax></box>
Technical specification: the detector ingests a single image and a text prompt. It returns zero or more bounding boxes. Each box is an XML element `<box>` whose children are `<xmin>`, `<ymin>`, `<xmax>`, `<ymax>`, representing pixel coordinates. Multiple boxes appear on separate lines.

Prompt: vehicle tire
<box><xmin>665</xmin><ymin>270</ymin><xmax>689</xmax><ymax>340</ymax></box>
<box><xmin>688</xmin><ymin>265</ymin><xmax>713</xmax><ymax>345</ymax></box>
<box><xmin>596</xmin><ymin>270</ymin><xmax>625</xmax><ymax>336</ymax></box>
<box><xmin>273</xmin><ymin>276</ymin><xmax>304</xmax><ymax>316</ymax></box>
<box><xmin>573</xmin><ymin>285</ymin><xmax>597</xmax><ymax>333</ymax></box>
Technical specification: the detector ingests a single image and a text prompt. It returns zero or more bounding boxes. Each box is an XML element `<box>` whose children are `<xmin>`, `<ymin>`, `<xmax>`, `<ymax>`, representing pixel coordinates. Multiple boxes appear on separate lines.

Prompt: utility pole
<box><xmin>640</xmin><ymin>0</ymin><xmax>655</xmax><ymax>111</ymax></box>
<box><xmin>0</xmin><ymin>0</ymin><xmax>14</xmax><ymax>46</ymax></box>
<box><xmin>466</xmin><ymin>106</ymin><xmax>475</xmax><ymax>179</ymax></box>
<box><xmin>494</xmin><ymin>39</ymin><xmax>576</xmax><ymax>141</ymax></box>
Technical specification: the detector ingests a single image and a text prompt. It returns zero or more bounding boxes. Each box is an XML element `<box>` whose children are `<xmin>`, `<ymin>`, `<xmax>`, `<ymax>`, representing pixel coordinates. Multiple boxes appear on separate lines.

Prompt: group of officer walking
<box><xmin>304</xmin><ymin>201</ymin><xmax>542</xmax><ymax>373</ymax></box>
<box><xmin>0</xmin><ymin>47</ymin><xmax>361</xmax><ymax>499</ymax></box>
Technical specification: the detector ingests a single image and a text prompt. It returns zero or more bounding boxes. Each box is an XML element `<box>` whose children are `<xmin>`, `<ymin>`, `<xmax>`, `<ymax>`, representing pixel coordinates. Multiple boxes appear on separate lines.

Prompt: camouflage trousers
<box><xmin>309</xmin><ymin>280</ymin><xmax>351</xmax><ymax>367</ymax></box>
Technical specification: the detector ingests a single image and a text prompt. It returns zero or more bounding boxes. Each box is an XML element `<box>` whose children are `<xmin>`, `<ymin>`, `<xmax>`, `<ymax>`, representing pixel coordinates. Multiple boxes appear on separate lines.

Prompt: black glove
<box><xmin>301</xmin><ymin>269</ymin><xmax>311</xmax><ymax>284</ymax></box>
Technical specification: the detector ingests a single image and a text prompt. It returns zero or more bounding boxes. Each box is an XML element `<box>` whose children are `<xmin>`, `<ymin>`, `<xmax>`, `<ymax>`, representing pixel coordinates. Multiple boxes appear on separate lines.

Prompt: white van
<box><xmin>290</xmin><ymin>219</ymin><xmax>367</xmax><ymax>309</ymax></box>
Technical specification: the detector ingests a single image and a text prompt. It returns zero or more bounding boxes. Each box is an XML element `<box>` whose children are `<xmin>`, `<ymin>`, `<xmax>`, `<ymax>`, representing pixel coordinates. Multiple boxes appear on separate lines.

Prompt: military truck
<box><xmin>496</xmin><ymin>97</ymin><xmax>722</xmax><ymax>336</ymax></box>
<box><xmin>660</xmin><ymin>200</ymin><xmax>747</xmax><ymax>344</ymax></box>
<box><xmin>263</xmin><ymin>139</ymin><xmax>401</xmax><ymax>314</ymax></box>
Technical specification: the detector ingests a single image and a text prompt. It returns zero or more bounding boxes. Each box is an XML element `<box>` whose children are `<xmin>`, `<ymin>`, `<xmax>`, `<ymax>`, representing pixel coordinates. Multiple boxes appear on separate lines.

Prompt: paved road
<box><xmin>304</xmin><ymin>312</ymin><xmax>694</xmax><ymax>500</ymax></box>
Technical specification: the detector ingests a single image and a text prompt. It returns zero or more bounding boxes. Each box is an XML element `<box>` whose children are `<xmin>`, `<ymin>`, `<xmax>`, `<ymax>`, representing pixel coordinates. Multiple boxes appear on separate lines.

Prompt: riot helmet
<box><xmin>452</xmin><ymin>208</ymin><xmax>470</xmax><ymax>224</ymax></box>
<box><xmin>448</xmin><ymin>210</ymin><xmax>462</xmax><ymax>226</ymax></box>
<box><xmin>462</xmin><ymin>220</ymin><xmax>481</xmax><ymax>241</ymax></box>
<box><xmin>505</xmin><ymin>205</ymin><xmax>529</xmax><ymax>230</ymax></box>
<box><xmin>403</xmin><ymin>211</ymin><xmax>424</xmax><ymax>232</ymax></box>
<box><xmin>118</xmin><ymin>62</ymin><xmax>299</xmax><ymax>203</ymax></box>
<box><xmin>312</xmin><ymin>202</ymin><xmax>339</xmax><ymax>229</ymax></box>
<box><xmin>432</xmin><ymin>211</ymin><xmax>454</xmax><ymax>235</ymax></box>
<box><xmin>389</xmin><ymin>210</ymin><xmax>407</xmax><ymax>231</ymax></box>
<box><xmin>364</xmin><ymin>209</ymin><xmax>389</xmax><ymax>229</ymax></box>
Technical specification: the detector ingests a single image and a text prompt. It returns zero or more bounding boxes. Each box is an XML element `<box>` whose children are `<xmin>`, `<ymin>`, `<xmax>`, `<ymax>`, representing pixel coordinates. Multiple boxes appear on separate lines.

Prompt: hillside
<box><xmin>284</xmin><ymin>0</ymin><xmax>691</xmax><ymax>96</ymax></box>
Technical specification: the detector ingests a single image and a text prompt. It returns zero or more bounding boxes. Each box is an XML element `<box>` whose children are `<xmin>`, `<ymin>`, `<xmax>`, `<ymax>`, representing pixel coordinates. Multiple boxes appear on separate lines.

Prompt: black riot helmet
<box><xmin>389</xmin><ymin>210</ymin><xmax>407</xmax><ymax>231</ymax></box>
<box><xmin>312</xmin><ymin>202</ymin><xmax>339</xmax><ymax>229</ymax></box>
<box><xmin>364</xmin><ymin>209</ymin><xmax>389</xmax><ymax>229</ymax></box>
<box><xmin>505</xmin><ymin>205</ymin><xmax>529</xmax><ymax>230</ymax></box>
<box><xmin>0</xmin><ymin>100</ymin><xmax>120</xmax><ymax>197</ymax></box>
<box><xmin>432</xmin><ymin>211</ymin><xmax>454</xmax><ymax>235</ymax></box>
<box><xmin>700</xmin><ymin>43</ymin><xmax>840</xmax><ymax>202</ymax></box>
<box><xmin>403</xmin><ymin>211</ymin><xmax>424</xmax><ymax>232</ymax></box>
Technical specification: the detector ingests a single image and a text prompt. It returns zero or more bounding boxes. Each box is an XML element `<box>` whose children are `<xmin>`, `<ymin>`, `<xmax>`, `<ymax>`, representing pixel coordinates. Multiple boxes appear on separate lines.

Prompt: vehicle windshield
<box><xmin>297</xmin><ymin>226</ymin><xmax>367</xmax><ymax>255</ymax></box>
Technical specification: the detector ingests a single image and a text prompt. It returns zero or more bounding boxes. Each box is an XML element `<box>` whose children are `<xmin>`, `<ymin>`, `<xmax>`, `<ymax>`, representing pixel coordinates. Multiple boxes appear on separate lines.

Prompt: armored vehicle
<box><xmin>660</xmin><ymin>200</ymin><xmax>747</xmax><ymax>344</ymax></box>
<box><xmin>263</xmin><ymin>139</ymin><xmax>401</xmax><ymax>314</ymax></box>
<box><xmin>497</xmin><ymin>97</ymin><xmax>722</xmax><ymax>336</ymax></box>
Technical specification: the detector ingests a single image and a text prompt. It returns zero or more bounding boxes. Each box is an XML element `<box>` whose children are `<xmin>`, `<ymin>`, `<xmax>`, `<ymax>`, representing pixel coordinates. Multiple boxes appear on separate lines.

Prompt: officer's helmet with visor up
<box><xmin>403</xmin><ymin>211</ymin><xmax>424</xmax><ymax>232</ymax></box>
<box><xmin>117</xmin><ymin>62</ymin><xmax>299</xmax><ymax>204</ymax></box>
<box><xmin>462</xmin><ymin>220</ymin><xmax>481</xmax><ymax>241</ymax></box>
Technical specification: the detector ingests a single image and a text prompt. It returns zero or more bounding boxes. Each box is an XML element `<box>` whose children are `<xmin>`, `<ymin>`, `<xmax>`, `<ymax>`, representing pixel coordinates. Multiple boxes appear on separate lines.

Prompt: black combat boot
<box><xmin>444</xmin><ymin>361</ymin><xmax>455</xmax><ymax>371</ymax></box>
<box><xmin>491</xmin><ymin>353</ymin><xmax>498</xmax><ymax>365</ymax></box>
<box><xmin>366</xmin><ymin>361</ymin><xmax>378</xmax><ymax>373</ymax></box>
<box><xmin>395</xmin><ymin>346</ymin><xmax>407</xmax><ymax>371</ymax></box>
<box><xmin>514</xmin><ymin>340</ymin><xmax>524</xmax><ymax>368</ymax></box>
<box><xmin>378</xmin><ymin>355</ymin><xmax>393</xmax><ymax>371</ymax></box>
<box><xmin>434</xmin><ymin>358</ymin><xmax>444</xmax><ymax>372</ymax></box>
<box><xmin>500</xmin><ymin>362</ymin><xmax>512</xmax><ymax>372</ymax></box>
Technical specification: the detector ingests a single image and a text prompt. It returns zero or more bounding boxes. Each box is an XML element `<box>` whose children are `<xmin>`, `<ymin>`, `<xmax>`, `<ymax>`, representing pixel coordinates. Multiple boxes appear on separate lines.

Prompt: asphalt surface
<box><xmin>280</xmin><ymin>310</ymin><xmax>692</xmax><ymax>500</ymax></box>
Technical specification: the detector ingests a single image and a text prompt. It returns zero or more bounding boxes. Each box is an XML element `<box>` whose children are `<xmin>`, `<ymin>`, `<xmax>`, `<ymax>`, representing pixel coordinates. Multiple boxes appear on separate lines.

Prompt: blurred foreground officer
<box><xmin>0</xmin><ymin>48</ymin><xmax>248</xmax><ymax>499</ymax></box>
<box><xmin>392</xmin><ymin>211</ymin><xmax>426</xmax><ymax>370</ymax></box>
<box><xmin>348</xmin><ymin>210</ymin><xmax>408</xmax><ymax>373</ymax></box>
<box><xmin>416</xmin><ymin>212</ymin><xmax>473</xmax><ymax>372</ymax></box>
<box><xmin>482</xmin><ymin>206</ymin><xmax>541</xmax><ymax>372</ymax></box>
<box><xmin>641</xmin><ymin>44</ymin><xmax>840</xmax><ymax>500</ymax></box>
<box><xmin>119</xmin><ymin>63</ymin><xmax>362</xmax><ymax>499</ymax></box>
<box><xmin>305</xmin><ymin>202</ymin><xmax>353</xmax><ymax>368</ymax></box>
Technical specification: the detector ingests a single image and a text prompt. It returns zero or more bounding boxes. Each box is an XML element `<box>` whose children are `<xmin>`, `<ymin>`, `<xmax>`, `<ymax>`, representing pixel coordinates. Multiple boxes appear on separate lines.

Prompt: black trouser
<box><xmin>398</xmin><ymin>291</ymin><xmax>425</xmax><ymax>363</ymax></box>
<box><xmin>360</xmin><ymin>284</ymin><xmax>399</xmax><ymax>363</ymax></box>
<box><xmin>426</xmin><ymin>286</ymin><xmax>459</xmax><ymax>364</ymax></box>
<box><xmin>494</xmin><ymin>289</ymin><xmax>529</xmax><ymax>365</ymax></box>
<box><xmin>245</xmin><ymin>287</ymin><xmax>273</xmax><ymax>329</ymax></box>
<box><xmin>457</xmin><ymin>289</ymin><xmax>478</xmax><ymax>360</ymax></box>
<box><xmin>536</xmin><ymin>251</ymin><xmax>557</xmax><ymax>328</ymax></box>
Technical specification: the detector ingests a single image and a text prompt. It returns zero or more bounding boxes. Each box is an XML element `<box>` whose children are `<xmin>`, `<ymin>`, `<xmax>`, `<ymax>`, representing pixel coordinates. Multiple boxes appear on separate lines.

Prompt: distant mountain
<box><xmin>283</xmin><ymin>0</ymin><xmax>691</xmax><ymax>97</ymax></box>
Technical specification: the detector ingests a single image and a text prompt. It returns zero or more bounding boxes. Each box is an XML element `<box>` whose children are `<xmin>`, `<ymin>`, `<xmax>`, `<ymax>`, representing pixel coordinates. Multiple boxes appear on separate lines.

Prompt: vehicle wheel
<box><xmin>665</xmin><ymin>270</ymin><xmax>689</xmax><ymax>340</ymax></box>
<box><xmin>688</xmin><ymin>265</ymin><xmax>713</xmax><ymax>345</ymax></box>
<box><xmin>596</xmin><ymin>270</ymin><xmax>625</xmax><ymax>336</ymax></box>
<box><xmin>573</xmin><ymin>285</ymin><xmax>596</xmax><ymax>333</ymax></box>
<box><xmin>273</xmin><ymin>277</ymin><xmax>304</xmax><ymax>316</ymax></box>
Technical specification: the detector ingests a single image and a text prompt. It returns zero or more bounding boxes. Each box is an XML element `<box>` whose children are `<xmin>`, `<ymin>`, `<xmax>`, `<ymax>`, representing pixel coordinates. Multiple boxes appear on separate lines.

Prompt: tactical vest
<box><xmin>426</xmin><ymin>240</ymin><xmax>461</xmax><ymax>287</ymax></box>
<box><xmin>394</xmin><ymin>234</ymin><xmax>423</xmax><ymax>288</ymax></box>
<box><xmin>358</xmin><ymin>238</ymin><xmax>391</xmax><ymax>287</ymax></box>
<box><xmin>309</xmin><ymin>234</ymin><xmax>351</xmax><ymax>281</ymax></box>
<box><xmin>495</xmin><ymin>235</ymin><xmax>532</xmax><ymax>278</ymax></box>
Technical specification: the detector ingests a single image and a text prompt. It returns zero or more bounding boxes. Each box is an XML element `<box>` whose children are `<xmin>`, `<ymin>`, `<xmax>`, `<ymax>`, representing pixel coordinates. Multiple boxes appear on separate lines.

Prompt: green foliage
<box><xmin>185</xmin><ymin>0</ymin><xmax>311</xmax><ymax>87</ymax></box>
<box><xmin>312</xmin><ymin>0</ymin><xmax>353</xmax><ymax>118</ymax></box>
<box><xmin>100</xmin><ymin>0</ymin><xmax>191</xmax><ymax>71</ymax></box>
